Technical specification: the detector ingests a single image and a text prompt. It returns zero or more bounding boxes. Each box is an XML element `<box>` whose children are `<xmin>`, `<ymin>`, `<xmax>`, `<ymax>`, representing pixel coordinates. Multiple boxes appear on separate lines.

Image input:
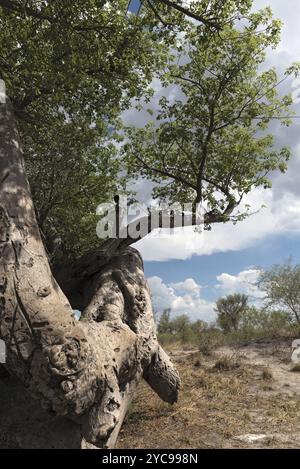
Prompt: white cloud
<box><xmin>147</xmin><ymin>276</ymin><xmax>175</xmax><ymax>312</ymax></box>
<box><xmin>254</xmin><ymin>0</ymin><xmax>300</xmax><ymax>61</ymax></box>
<box><xmin>148</xmin><ymin>276</ymin><xmax>215</xmax><ymax>322</ymax></box>
<box><xmin>215</xmin><ymin>269</ymin><xmax>264</xmax><ymax>302</ymax></box>
<box><xmin>148</xmin><ymin>268</ymin><xmax>267</xmax><ymax>323</ymax></box>
<box><xmin>169</xmin><ymin>278</ymin><xmax>200</xmax><ymax>294</ymax></box>
<box><xmin>137</xmin><ymin>186</ymin><xmax>300</xmax><ymax>261</ymax></box>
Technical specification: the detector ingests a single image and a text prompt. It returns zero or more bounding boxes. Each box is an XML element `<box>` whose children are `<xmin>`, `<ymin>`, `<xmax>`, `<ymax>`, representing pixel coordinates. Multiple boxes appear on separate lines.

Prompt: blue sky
<box><xmin>122</xmin><ymin>0</ymin><xmax>300</xmax><ymax>322</ymax></box>
<box><xmin>143</xmin><ymin>233</ymin><xmax>300</xmax><ymax>321</ymax></box>
<box><xmin>128</xmin><ymin>0</ymin><xmax>141</xmax><ymax>12</ymax></box>
<box><xmin>145</xmin><ymin>234</ymin><xmax>300</xmax><ymax>301</ymax></box>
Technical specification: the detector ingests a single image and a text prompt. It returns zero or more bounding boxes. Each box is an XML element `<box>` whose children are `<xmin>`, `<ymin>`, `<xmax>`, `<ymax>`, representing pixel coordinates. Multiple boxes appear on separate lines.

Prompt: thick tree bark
<box><xmin>0</xmin><ymin>99</ymin><xmax>180</xmax><ymax>448</ymax></box>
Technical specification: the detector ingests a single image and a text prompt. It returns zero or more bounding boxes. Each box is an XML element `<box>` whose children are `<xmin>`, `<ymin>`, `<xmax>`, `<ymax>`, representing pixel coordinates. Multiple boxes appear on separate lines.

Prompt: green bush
<box><xmin>197</xmin><ymin>328</ymin><xmax>224</xmax><ymax>355</ymax></box>
<box><xmin>157</xmin><ymin>305</ymin><xmax>297</xmax><ymax>349</ymax></box>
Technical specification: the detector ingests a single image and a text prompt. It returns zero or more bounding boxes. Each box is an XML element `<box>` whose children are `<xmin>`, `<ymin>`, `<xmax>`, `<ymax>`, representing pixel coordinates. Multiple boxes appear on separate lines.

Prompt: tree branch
<box><xmin>132</xmin><ymin>150</ymin><xmax>198</xmax><ymax>190</ymax></box>
<box><xmin>155</xmin><ymin>0</ymin><xmax>221</xmax><ymax>29</ymax></box>
<box><xmin>144</xmin><ymin>0</ymin><xmax>170</xmax><ymax>26</ymax></box>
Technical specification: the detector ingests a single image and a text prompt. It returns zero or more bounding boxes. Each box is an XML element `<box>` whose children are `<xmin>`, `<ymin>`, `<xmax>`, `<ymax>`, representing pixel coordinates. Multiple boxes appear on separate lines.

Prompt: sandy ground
<box><xmin>117</xmin><ymin>341</ymin><xmax>300</xmax><ymax>449</ymax></box>
<box><xmin>1</xmin><ymin>340</ymin><xmax>300</xmax><ymax>449</ymax></box>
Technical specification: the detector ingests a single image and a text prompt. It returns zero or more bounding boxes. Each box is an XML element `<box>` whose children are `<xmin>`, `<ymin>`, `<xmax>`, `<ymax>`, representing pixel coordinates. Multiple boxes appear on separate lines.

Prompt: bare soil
<box><xmin>117</xmin><ymin>341</ymin><xmax>300</xmax><ymax>449</ymax></box>
<box><xmin>1</xmin><ymin>340</ymin><xmax>300</xmax><ymax>449</ymax></box>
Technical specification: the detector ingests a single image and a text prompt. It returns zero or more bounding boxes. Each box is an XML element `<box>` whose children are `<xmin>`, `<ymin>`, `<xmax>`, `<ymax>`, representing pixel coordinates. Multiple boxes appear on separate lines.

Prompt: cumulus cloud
<box><xmin>215</xmin><ymin>269</ymin><xmax>264</xmax><ymax>303</ymax></box>
<box><xmin>137</xmin><ymin>185</ymin><xmax>300</xmax><ymax>261</ymax></box>
<box><xmin>147</xmin><ymin>276</ymin><xmax>175</xmax><ymax>313</ymax></box>
<box><xmin>148</xmin><ymin>276</ymin><xmax>215</xmax><ymax>322</ymax></box>
<box><xmin>148</xmin><ymin>268</ymin><xmax>266</xmax><ymax>323</ymax></box>
<box><xmin>169</xmin><ymin>278</ymin><xmax>201</xmax><ymax>294</ymax></box>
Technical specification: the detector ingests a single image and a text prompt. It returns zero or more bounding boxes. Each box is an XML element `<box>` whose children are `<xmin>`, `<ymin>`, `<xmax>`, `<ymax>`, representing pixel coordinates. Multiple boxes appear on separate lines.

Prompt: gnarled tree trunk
<box><xmin>0</xmin><ymin>99</ymin><xmax>180</xmax><ymax>448</ymax></box>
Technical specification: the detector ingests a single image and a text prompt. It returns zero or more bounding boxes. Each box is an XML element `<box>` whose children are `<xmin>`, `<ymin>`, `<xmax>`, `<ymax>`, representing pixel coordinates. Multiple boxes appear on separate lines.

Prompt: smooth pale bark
<box><xmin>0</xmin><ymin>99</ymin><xmax>180</xmax><ymax>448</ymax></box>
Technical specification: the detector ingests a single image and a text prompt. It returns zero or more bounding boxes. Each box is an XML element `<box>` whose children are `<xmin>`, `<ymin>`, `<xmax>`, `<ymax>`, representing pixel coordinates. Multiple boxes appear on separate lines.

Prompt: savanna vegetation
<box><xmin>1</xmin><ymin>0</ymin><xmax>299</xmax><ymax>449</ymax></box>
<box><xmin>119</xmin><ymin>261</ymin><xmax>300</xmax><ymax>450</ymax></box>
<box><xmin>157</xmin><ymin>261</ymin><xmax>300</xmax><ymax>351</ymax></box>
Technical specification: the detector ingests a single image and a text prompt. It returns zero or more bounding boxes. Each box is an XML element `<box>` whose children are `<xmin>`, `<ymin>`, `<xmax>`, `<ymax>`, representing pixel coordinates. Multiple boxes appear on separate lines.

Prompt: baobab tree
<box><xmin>0</xmin><ymin>0</ymin><xmax>298</xmax><ymax>448</ymax></box>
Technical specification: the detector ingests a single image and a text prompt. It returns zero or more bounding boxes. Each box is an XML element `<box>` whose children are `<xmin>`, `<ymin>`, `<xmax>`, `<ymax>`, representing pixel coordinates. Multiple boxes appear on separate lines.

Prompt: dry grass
<box><xmin>1</xmin><ymin>342</ymin><xmax>300</xmax><ymax>449</ymax></box>
<box><xmin>117</xmin><ymin>344</ymin><xmax>300</xmax><ymax>449</ymax></box>
<box><xmin>291</xmin><ymin>364</ymin><xmax>300</xmax><ymax>372</ymax></box>
<box><xmin>261</xmin><ymin>367</ymin><xmax>273</xmax><ymax>381</ymax></box>
<box><xmin>213</xmin><ymin>353</ymin><xmax>241</xmax><ymax>372</ymax></box>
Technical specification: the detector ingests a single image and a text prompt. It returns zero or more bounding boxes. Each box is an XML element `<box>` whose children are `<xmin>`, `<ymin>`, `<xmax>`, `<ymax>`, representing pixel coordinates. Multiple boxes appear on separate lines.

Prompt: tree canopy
<box><xmin>215</xmin><ymin>293</ymin><xmax>248</xmax><ymax>332</ymax></box>
<box><xmin>124</xmin><ymin>5</ymin><xmax>298</xmax><ymax>228</ymax></box>
<box><xmin>0</xmin><ymin>0</ymin><xmax>298</xmax><ymax>261</ymax></box>
<box><xmin>0</xmin><ymin>0</ymin><xmax>170</xmax><ymax>258</ymax></box>
<box><xmin>258</xmin><ymin>261</ymin><xmax>300</xmax><ymax>324</ymax></box>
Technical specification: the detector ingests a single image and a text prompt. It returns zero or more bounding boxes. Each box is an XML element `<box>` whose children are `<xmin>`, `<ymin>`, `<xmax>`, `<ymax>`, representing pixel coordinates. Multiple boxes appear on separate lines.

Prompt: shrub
<box><xmin>197</xmin><ymin>327</ymin><xmax>224</xmax><ymax>355</ymax></box>
<box><xmin>213</xmin><ymin>354</ymin><xmax>241</xmax><ymax>371</ymax></box>
<box><xmin>262</xmin><ymin>367</ymin><xmax>273</xmax><ymax>381</ymax></box>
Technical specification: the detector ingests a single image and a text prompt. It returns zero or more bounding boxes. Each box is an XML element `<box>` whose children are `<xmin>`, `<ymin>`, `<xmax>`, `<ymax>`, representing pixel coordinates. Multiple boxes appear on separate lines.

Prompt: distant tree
<box><xmin>258</xmin><ymin>261</ymin><xmax>300</xmax><ymax>324</ymax></box>
<box><xmin>171</xmin><ymin>314</ymin><xmax>192</xmax><ymax>342</ymax></box>
<box><xmin>1</xmin><ymin>0</ymin><xmax>299</xmax><ymax>450</ymax></box>
<box><xmin>262</xmin><ymin>310</ymin><xmax>292</xmax><ymax>337</ymax></box>
<box><xmin>239</xmin><ymin>306</ymin><xmax>291</xmax><ymax>338</ymax></box>
<box><xmin>193</xmin><ymin>319</ymin><xmax>207</xmax><ymax>335</ymax></box>
<box><xmin>158</xmin><ymin>312</ymin><xmax>193</xmax><ymax>342</ymax></box>
<box><xmin>171</xmin><ymin>314</ymin><xmax>190</xmax><ymax>332</ymax></box>
<box><xmin>215</xmin><ymin>294</ymin><xmax>248</xmax><ymax>333</ymax></box>
<box><xmin>239</xmin><ymin>306</ymin><xmax>266</xmax><ymax>330</ymax></box>
<box><xmin>157</xmin><ymin>308</ymin><xmax>172</xmax><ymax>334</ymax></box>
